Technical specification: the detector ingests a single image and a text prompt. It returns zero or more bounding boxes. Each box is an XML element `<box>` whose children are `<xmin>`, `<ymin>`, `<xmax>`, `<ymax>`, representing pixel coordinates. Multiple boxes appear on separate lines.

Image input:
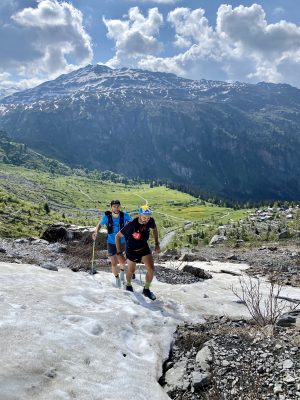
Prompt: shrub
<box><xmin>231</xmin><ymin>274</ymin><xmax>299</xmax><ymax>327</ymax></box>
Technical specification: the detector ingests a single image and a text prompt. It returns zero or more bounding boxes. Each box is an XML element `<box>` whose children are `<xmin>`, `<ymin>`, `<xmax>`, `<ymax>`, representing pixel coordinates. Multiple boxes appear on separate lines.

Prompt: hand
<box><xmin>117</xmin><ymin>252</ymin><xmax>125</xmax><ymax>261</ymax></box>
<box><xmin>92</xmin><ymin>231</ymin><xmax>97</xmax><ymax>241</ymax></box>
<box><xmin>154</xmin><ymin>244</ymin><xmax>161</xmax><ymax>254</ymax></box>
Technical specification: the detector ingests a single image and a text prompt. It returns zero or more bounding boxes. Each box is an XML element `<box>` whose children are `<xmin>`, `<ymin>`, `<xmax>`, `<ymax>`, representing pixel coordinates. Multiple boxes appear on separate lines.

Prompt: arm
<box><xmin>92</xmin><ymin>222</ymin><xmax>101</xmax><ymax>241</ymax></box>
<box><xmin>115</xmin><ymin>231</ymin><xmax>124</xmax><ymax>254</ymax></box>
<box><xmin>152</xmin><ymin>227</ymin><xmax>161</xmax><ymax>253</ymax></box>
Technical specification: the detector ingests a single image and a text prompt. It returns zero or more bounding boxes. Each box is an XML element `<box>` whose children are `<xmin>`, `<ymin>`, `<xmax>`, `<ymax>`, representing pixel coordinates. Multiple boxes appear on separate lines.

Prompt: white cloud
<box><xmin>0</xmin><ymin>0</ymin><xmax>93</xmax><ymax>90</ymax></box>
<box><xmin>167</xmin><ymin>7</ymin><xmax>214</xmax><ymax>45</ymax></box>
<box><xmin>104</xmin><ymin>4</ymin><xmax>300</xmax><ymax>87</ymax></box>
<box><xmin>103</xmin><ymin>7</ymin><xmax>163</xmax><ymax>68</ymax></box>
<box><xmin>216</xmin><ymin>4</ymin><xmax>300</xmax><ymax>82</ymax></box>
<box><xmin>216</xmin><ymin>4</ymin><xmax>300</xmax><ymax>57</ymax></box>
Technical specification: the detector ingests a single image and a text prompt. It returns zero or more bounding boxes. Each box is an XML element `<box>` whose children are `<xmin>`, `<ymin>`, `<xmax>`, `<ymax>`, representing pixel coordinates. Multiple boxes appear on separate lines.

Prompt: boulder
<box><xmin>182</xmin><ymin>265</ymin><xmax>212</xmax><ymax>279</ymax></box>
<box><xmin>209</xmin><ymin>235</ymin><xmax>227</xmax><ymax>246</ymax></box>
<box><xmin>192</xmin><ymin>371</ymin><xmax>211</xmax><ymax>391</ymax></box>
<box><xmin>41</xmin><ymin>224</ymin><xmax>105</xmax><ymax>244</ymax></box>
<box><xmin>195</xmin><ymin>346</ymin><xmax>213</xmax><ymax>371</ymax></box>
<box><xmin>164</xmin><ymin>359</ymin><xmax>189</xmax><ymax>393</ymax></box>
<box><xmin>40</xmin><ymin>262</ymin><xmax>58</xmax><ymax>271</ymax></box>
<box><xmin>278</xmin><ymin>231</ymin><xmax>290</xmax><ymax>239</ymax></box>
<box><xmin>41</xmin><ymin>225</ymin><xmax>69</xmax><ymax>242</ymax></box>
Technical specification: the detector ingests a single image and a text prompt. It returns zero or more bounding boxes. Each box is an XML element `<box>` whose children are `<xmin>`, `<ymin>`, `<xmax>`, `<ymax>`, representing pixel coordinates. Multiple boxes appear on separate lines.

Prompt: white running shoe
<box><xmin>120</xmin><ymin>270</ymin><xmax>125</xmax><ymax>283</ymax></box>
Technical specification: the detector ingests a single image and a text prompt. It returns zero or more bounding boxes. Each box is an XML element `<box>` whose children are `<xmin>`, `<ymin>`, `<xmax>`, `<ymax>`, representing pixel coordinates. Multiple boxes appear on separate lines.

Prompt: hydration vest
<box><xmin>105</xmin><ymin>211</ymin><xmax>124</xmax><ymax>234</ymax></box>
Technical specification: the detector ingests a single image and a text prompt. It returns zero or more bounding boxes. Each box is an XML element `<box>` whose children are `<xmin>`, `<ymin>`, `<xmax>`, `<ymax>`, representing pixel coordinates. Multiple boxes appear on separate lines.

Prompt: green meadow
<box><xmin>0</xmin><ymin>163</ymin><xmax>249</xmax><ymax>243</ymax></box>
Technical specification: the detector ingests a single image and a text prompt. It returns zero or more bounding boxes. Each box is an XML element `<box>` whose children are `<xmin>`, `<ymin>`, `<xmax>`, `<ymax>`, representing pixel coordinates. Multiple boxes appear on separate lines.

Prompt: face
<box><xmin>111</xmin><ymin>204</ymin><xmax>121</xmax><ymax>214</ymax></box>
<box><xmin>139</xmin><ymin>214</ymin><xmax>151</xmax><ymax>224</ymax></box>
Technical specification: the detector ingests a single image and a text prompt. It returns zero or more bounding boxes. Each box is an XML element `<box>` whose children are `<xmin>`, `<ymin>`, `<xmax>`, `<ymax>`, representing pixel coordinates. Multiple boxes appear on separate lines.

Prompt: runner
<box><xmin>92</xmin><ymin>200</ymin><xmax>131</xmax><ymax>287</ymax></box>
<box><xmin>115</xmin><ymin>205</ymin><xmax>160</xmax><ymax>300</ymax></box>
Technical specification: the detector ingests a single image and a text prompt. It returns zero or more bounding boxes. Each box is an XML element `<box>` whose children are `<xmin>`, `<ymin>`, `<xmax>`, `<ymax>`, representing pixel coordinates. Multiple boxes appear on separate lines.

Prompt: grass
<box><xmin>0</xmin><ymin>163</ymin><xmax>270</xmax><ymax>246</ymax></box>
<box><xmin>0</xmin><ymin>163</ymin><xmax>210</xmax><ymax>238</ymax></box>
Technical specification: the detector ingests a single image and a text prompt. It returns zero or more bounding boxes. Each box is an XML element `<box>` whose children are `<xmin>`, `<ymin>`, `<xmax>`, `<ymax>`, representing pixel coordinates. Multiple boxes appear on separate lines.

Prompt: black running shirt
<box><xmin>120</xmin><ymin>217</ymin><xmax>156</xmax><ymax>250</ymax></box>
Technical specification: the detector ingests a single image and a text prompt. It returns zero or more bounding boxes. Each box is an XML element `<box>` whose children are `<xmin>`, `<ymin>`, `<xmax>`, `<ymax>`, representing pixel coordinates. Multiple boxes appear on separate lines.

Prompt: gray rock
<box><xmin>192</xmin><ymin>371</ymin><xmax>211</xmax><ymax>390</ymax></box>
<box><xmin>278</xmin><ymin>231</ymin><xmax>290</xmax><ymax>239</ymax></box>
<box><xmin>48</xmin><ymin>243</ymin><xmax>67</xmax><ymax>253</ymax></box>
<box><xmin>226</xmin><ymin>254</ymin><xmax>239</xmax><ymax>260</ymax></box>
<box><xmin>277</xmin><ymin>316</ymin><xmax>296</xmax><ymax>327</ymax></box>
<box><xmin>274</xmin><ymin>383</ymin><xmax>283</xmax><ymax>394</ymax></box>
<box><xmin>165</xmin><ymin>360</ymin><xmax>189</xmax><ymax>392</ymax></box>
<box><xmin>182</xmin><ymin>265</ymin><xmax>212</xmax><ymax>279</ymax></box>
<box><xmin>14</xmin><ymin>238</ymin><xmax>29</xmax><ymax>244</ymax></box>
<box><xmin>282</xmin><ymin>359</ymin><xmax>293</xmax><ymax>369</ymax></box>
<box><xmin>283</xmin><ymin>375</ymin><xmax>295</xmax><ymax>383</ymax></box>
<box><xmin>209</xmin><ymin>235</ymin><xmax>228</xmax><ymax>245</ymax></box>
<box><xmin>31</xmin><ymin>239</ymin><xmax>49</xmax><ymax>245</ymax></box>
<box><xmin>41</xmin><ymin>262</ymin><xmax>58</xmax><ymax>271</ymax></box>
<box><xmin>195</xmin><ymin>346</ymin><xmax>212</xmax><ymax>371</ymax></box>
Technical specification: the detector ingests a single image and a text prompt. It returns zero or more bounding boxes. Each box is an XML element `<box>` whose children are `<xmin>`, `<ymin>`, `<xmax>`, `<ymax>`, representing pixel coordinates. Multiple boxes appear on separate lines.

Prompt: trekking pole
<box><xmin>91</xmin><ymin>239</ymin><xmax>96</xmax><ymax>275</ymax></box>
<box><xmin>138</xmin><ymin>264</ymin><xmax>143</xmax><ymax>284</ymax></box>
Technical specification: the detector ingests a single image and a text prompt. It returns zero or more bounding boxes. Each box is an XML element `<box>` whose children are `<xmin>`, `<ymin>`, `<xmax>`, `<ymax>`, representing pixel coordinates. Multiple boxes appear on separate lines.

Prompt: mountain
<box><xmin>0</xmin><ymin>130</ymin><xmax>134</xmax><ymax>186</ymax></box>
<box><xmin>0</xmin><ymin>86</ymin><xmax>19</xmax><ymax>100</ymax></box>
<box><xmin>0</xmin><ymin>64</ymin><xmax>300</xmax><ymax>201</ymax></box>
<box><xmin>0</xmin><ymin>130</ymin><xmax>72</xmax><ymax>174</ymax></box>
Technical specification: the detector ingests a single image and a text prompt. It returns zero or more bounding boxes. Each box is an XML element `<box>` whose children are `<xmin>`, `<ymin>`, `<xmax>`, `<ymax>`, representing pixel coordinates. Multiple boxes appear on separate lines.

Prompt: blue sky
<box><xmin>1</xmin><ymin>0</ymin><xmax>300</xmax><ymax>92</ymax></box>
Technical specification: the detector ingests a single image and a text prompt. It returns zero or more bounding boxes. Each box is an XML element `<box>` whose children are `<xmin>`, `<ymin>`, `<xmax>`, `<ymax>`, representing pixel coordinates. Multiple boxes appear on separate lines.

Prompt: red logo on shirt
<box><xmin>132</xmin><ymin>232</ymin><xmax>141</xmax><ymax>240</ymax></box>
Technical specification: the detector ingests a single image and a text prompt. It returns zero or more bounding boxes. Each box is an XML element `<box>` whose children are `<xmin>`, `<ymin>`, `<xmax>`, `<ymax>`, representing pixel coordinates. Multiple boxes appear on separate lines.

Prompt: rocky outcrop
<box><xmin>160</xmin><ymin>316</ymin><xmax>300</xmax><ymax>400</ymax></box>
<box><xmin>41</xmin><ymin>224</ymin><xmax>105</xmax><ymax>243</ymax></box>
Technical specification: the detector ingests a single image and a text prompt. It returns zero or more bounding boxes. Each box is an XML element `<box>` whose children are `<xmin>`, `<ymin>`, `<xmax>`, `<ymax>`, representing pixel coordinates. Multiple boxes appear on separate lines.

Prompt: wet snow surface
<box><xmin>0</xmin><ymin>260</ymin><xmax>299</xmax><ymax>400</ymax></box>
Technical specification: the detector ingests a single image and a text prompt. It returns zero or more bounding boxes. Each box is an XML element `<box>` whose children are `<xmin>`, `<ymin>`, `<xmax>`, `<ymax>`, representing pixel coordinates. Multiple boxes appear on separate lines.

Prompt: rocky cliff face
<box><xmin>1</xmin><ymin>65</ymin><xmax>300</xmax><ymax>201</ymax></box>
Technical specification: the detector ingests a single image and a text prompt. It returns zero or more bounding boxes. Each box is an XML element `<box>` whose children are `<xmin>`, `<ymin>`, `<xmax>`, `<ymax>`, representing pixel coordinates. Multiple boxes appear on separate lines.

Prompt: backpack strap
<box><xmin>105</xmin><ymin>211</ymin><xmax>114</xmax><ymax>234</ymax></box>
<box><xmin>119</xmin><ymin>211</ymin><xmax>124</xmax><ymax>230</ymax></box>
<box><xmin>105</xmin><ymin>211</ymin><xmax>124</xmax><ymax>234</ymax></box>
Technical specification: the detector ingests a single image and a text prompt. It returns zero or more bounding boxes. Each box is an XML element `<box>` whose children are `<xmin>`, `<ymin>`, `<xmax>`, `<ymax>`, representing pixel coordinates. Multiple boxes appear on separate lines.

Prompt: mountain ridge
<box><xmin>1</xmin><ymin>65</ymin><xmax>300</xmax><ymax>201</ymax></box>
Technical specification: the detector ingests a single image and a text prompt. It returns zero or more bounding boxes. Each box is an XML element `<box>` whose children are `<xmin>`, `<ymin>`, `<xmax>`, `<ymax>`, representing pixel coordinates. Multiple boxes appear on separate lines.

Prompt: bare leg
<box><xmin>126</xmin><ymin>260</ymin><xmax>136</xmax><ymax>283</ymax></box>
<box><xmin>117</xmin><ymin>254</ymin><xmax>126</xmax><ymax>270</ymax></box>
<box><xmin>110</xmin><ymin>255</ymin><xmax>120</xmax><ymax>276</ymax></box>
<box><xmin>141</xmin><ymin>254</ymin><xmax>156</xmax><ymax>300</ymax></box>
<box><xmin>141</xmin><ymin>254</ymin><xmax>155</xmax><ymax>284</ymax></box>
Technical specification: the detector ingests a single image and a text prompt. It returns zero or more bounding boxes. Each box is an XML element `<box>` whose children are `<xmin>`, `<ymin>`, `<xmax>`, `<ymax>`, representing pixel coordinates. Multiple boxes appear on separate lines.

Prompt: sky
<box><xmin>1</xmin><ymin>0</ymin><xmax>300</xmax><ymax>93</ymax></box>
<box><xmin>1</xmin><ymin>259</ymin><xmax>299</xmax><ymax>399</ymax></box>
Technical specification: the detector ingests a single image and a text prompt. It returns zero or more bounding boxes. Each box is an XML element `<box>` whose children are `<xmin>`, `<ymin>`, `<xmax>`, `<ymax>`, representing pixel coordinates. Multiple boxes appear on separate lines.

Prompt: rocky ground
<box><xmin>160</xmin><ymin>315</ymin><xmax>300</xmax><ymax>400</ymax></box>
<box><xmin>0</xmin><ymin>235</ymin><xmax>299</xmax><ymax>400</ymax></box>
<box><xmin>1</xmin><ymin>230</ymin><xmax>299</xmax><ymax>285</ymax></box>
<box><xmin>158</xmin><ymin>243</ymin><xmax>300</xmax><ymax>288</ymax></box>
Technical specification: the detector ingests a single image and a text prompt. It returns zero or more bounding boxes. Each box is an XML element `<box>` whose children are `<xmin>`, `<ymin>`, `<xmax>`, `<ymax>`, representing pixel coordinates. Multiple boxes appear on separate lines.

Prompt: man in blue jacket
<box><xmin>92</xmin><ymin>200</ymin><xmax>131</xmax><ymax>287</ymax></box>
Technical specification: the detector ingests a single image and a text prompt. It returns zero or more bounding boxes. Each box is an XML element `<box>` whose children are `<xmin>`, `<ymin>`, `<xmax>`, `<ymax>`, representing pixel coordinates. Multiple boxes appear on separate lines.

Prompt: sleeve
<box><xmin>120</xmin><ymin>221</ymin><xmax>134</xmax><ymax>236</ymax></box>
<box><xmin>100</xmin><ymin>214</ymin><xmax>107</xmax><ymax>225</ymax></box>
<box><xmin>150</xmin><ymin>217</ymin><xmax>156</xmax><ymax>229</ymax></box>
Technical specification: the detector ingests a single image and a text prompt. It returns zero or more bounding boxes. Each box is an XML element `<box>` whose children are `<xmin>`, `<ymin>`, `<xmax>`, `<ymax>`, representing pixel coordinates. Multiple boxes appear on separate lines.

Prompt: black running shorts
<box><xmin>126</xmin><ymin>245</ymin><xmax>151</xmax><ymax>263</ymax></box>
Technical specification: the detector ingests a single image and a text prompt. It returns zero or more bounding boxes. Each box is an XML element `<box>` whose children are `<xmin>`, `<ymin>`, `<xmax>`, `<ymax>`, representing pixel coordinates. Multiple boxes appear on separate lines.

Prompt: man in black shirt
<box><xmin>115</xmin><ymin>205</ymin><xmax>160</xmax><ymax>300</ymax></box>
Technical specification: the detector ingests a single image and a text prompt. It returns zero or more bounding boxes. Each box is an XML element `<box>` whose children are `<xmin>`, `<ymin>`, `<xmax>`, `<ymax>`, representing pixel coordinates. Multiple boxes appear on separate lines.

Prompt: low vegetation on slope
<box><xmin>1</xmin><ymin>133</ymin><xmax>298</xmax><ymax>246</ymax></box>
<box><xmin>0</xmin><ymin>162</ymin><xmax>248</xmax><ymax>240</ymax></box>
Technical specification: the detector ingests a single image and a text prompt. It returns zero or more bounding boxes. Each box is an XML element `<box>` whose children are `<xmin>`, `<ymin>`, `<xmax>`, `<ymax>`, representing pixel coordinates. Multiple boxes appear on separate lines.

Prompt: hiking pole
<box><xmin>138</xmin><ymin>264</ymin><xmax>143</xmax><ymax>284</ymax></box>
<box><xmin>91</xmin><ymin>239</ymin><xmax>96</xmax><ymax>275</ymax></box>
